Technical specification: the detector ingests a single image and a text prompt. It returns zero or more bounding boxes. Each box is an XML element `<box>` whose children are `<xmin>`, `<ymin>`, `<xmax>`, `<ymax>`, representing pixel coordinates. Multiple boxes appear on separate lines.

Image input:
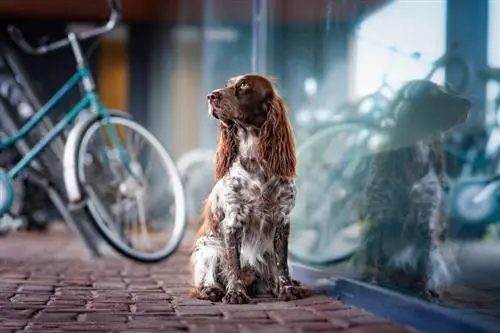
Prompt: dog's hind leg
<box><xmin>190</xmin><ymin>236</ymin><xmax>225</xmax><ymax>302</ymax></box>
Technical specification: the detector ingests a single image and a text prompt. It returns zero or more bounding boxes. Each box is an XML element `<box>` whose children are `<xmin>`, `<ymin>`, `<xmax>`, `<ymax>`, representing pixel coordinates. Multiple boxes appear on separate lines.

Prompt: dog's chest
<box><xmin>367</xmin><ymin>144</ymin><xmax>442</xmax><ymax>216</ymax></box>
<box><xmin>410</xmin><ymin>166</ymin><xmax>441</xmax><ymax>206</ymax></box>
<box><xmin>215</xmin><ymin>163</ymin><xmax>296</xmax><ymax>268</ymax></box>
<box><xmin>222</xmin><ymin>163</ymin><xmax>296</xmax><ymax>216</ymax></box>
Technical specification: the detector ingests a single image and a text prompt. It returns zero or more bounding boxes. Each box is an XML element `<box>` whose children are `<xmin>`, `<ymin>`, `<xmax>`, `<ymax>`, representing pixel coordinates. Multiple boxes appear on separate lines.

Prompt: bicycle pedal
<box><xmin>68</xmin><ymin>201</ymin><xmax>86</xmax><ymax>212</ymax></box>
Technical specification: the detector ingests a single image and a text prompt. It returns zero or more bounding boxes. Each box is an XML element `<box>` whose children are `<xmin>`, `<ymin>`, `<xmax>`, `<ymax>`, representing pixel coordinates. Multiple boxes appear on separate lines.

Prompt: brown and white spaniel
<box><xmin>189</xmin><ymin>74</ymin><xmax>308</xmax><ymax>304</ymax></box>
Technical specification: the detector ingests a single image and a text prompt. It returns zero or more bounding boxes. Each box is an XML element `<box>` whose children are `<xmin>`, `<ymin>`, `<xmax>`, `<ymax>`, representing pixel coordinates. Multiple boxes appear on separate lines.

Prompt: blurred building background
<box><xmin>3</xmin><ymin>0</ymin><xmax>490</xmax><ymax>156</ymax></box>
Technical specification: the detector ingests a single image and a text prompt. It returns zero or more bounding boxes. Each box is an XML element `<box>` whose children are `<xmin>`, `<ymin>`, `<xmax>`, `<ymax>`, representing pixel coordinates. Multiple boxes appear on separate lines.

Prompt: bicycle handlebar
<box><xmin>7</xmin><ymin>0</ymin><xmax>122</xmax><ymax>55</ymax></box>
<box><xmin>477</xmin><ymin>66</ymin><xmax>500</xmax><ymax>83</ymax></box>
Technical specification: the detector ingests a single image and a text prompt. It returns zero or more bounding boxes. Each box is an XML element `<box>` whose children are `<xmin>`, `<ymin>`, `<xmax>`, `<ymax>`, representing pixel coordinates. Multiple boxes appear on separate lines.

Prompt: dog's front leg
<box><xmin>273</xmin><ymin>217</ymin><xmax>309</xmax><ymax>301</ymax></box>
<box><xmin>222</xmin><ymin>220</ymin><xmax>250</xmax><ymax>304</ymax></box>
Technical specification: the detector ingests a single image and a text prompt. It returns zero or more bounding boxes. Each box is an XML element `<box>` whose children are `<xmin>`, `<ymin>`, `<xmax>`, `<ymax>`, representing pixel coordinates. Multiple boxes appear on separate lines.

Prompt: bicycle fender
<box><xmin>62</xmin><ymin>111</ymin><xmax>131</xmax><ymax>203</ymax></box>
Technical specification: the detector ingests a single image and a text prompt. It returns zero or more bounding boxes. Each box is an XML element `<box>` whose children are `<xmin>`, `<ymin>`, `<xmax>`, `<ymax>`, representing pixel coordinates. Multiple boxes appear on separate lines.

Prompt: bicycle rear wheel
<box><xmin>76</xmin><ymin>115</ymin><xmax>187</xmax><ymax>263</ymax></box>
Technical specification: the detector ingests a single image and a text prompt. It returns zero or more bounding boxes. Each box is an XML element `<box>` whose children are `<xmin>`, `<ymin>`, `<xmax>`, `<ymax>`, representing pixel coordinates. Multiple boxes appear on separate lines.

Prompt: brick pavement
<box><xmin>0</xmin><ymin>225</ymin><xmax>420</xmax><ymax>332</ymax></box>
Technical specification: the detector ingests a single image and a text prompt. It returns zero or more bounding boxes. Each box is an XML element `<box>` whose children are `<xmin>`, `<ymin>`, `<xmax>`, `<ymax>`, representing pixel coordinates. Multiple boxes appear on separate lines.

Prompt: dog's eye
<box><xmin>239</xmin><ymin>81</ymin><xmax>250</xmax><ymax>90</ymax></box>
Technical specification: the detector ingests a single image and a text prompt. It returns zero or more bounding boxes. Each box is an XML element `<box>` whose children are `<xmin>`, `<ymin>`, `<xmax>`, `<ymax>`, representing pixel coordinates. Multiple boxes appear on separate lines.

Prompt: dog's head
<box><xmin>390</xmin><ymin>80</ymin><xmax>471</xmax><ymax>143</ymax></box>
<box><xmin>206</xmin><ymin>74</ymin><xmax>279</xmax><ymax>128</ymax></box>
<box><xmin>207</xmin><ymin>74</ymin><xmax>295</xmax><ymax>179</ymax></box>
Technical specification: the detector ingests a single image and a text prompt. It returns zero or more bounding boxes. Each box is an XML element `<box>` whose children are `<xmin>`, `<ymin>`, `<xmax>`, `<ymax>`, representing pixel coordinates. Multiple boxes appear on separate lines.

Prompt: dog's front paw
<box><xmin>195</xmin><ymin>287</ymin><xmax>225</xmax><ymax>302</ymax></box>
<box><xmin>273</xmin><ymin>276</ymin><xmax>310</xmax><ymax>301</ymax></box>
<box><xmin>222</xmin><ymin>287</ymin><xmax>250</xmax><ymax>304</ymax></box>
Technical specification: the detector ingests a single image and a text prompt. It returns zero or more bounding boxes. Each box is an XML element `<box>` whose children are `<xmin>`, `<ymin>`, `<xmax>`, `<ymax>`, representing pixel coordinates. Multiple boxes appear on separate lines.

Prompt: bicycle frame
<box><xmin>0</xmin><ymin>34</ymin><xmax>131</xmax><ymax>182</ymax></box>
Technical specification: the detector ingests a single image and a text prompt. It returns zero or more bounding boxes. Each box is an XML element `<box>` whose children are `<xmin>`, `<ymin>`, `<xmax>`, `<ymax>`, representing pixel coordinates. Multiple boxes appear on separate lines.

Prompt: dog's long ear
<box><xmin>257</xmin><ymin>95</ymin><xmax>296</xmax><ymax>179</ymax></box>
<box><xmin>215</xmin><ymin>123</ymin><xmax>238</xmax><ymax>180</ymax></box>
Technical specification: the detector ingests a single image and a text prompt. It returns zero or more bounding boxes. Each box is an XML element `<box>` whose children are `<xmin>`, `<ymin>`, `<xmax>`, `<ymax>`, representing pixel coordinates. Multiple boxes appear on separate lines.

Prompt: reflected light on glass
<box><xmin>304</xmin><ymin>78</ymin><xmax>317</xmax><ymax>97</ymax></box>
<box><xmin>368</xmin><ymin>133</ymin><xmax>386</xmax><ymax>151</ymax></box>
<box><xmin>337</xmin><ymin>186</ymin><xmax>347</xmax><ymax>200</ymax></box>
<box><xmin>172</xmin><ymin>26</ymin><xmax>201</xmax><ymax>43</ymax></box>
<box><xmin>359</xmin><ymin>99</ymin><xmax>374</xmax><ymax>114</ymax></box>
<box><xmin>487</xmin><ymin>2</ymin><xmax>500</xmax><ymax>126</ymax></box>
<box><xmin>204</xmin><ymin>28</ymin><xmax>239</xmax><ymax>42</ymax></box>
<box><xmin>357</xmin><ymin>129</ymin><xmax>371</xmax><ymax>144</ymax></box>
<box><xmin>296</xmin><ymin>109</ymin><xmax>312</xmax><ymax>125</ymax></box>
<box><xmin>316</xmin><ymin>109</ymin><xmax>332</xmax><ymax>121</ymax></box>
<box><xmin>331</xmin><ymin>183</ymin><xmax>347</xmax><ymax>201</ymax></box>
<box><xmin>380</xmin><ymin>85</ymin><xmax>394</xmax><ymax>99</ymax></box>
<box><xmin>331</xmin><ymin>113</ymin><xmax>346</xmax><ymax>122</ymax></box>
<box><xmin>486</xmin><ymin>82</ymin><xmax>500</xmax><ymax>126</ymax></box>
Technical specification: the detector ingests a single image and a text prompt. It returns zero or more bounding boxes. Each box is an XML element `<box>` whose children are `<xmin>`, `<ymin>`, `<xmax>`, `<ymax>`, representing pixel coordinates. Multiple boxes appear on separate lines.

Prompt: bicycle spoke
<box><xmin>136</xmin><ymin>194</ymin><xmax>152</xmax><ymax>251</ymax></box>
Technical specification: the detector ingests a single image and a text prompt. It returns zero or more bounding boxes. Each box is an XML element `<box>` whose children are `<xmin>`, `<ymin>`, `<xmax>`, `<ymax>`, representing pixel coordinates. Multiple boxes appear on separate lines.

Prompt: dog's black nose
<box><xmin>207</xmin><ymin>92</ymin><xmax>221</xmax><ymax>101</ymax></box>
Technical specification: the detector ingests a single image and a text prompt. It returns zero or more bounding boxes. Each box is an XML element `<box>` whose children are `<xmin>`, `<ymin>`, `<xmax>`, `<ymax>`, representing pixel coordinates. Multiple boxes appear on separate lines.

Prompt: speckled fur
<box><xmin>190</xmin><ymin>74</ymin><xmax>309</xmax><ymax>303</ymax></box>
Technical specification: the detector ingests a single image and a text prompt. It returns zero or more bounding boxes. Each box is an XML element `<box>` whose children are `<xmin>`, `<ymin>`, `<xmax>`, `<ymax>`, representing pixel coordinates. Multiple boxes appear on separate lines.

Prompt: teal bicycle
<box><xmin>0</xmin><ymin>0</ymin><xmax>187</xmax><ymax>263</ymax></box>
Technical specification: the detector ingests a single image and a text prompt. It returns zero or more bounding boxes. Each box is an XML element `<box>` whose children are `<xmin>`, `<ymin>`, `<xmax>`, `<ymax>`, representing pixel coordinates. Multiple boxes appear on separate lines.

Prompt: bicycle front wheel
<box><xmin>76</xmin><ymin>115</ymin><xmax>187</xmax><ymax>263</ymax></box>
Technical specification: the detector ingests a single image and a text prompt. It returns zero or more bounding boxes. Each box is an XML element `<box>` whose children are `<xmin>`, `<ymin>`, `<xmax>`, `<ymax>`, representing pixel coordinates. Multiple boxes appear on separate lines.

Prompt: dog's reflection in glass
<box><xmin>353</xmin><ymin>80</ymin><xmax>471</xmax><ymax>299</ymax></box>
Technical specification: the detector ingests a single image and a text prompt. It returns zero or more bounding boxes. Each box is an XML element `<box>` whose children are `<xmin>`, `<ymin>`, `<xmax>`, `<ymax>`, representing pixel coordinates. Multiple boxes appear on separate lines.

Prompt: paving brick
<box><xmin>258</xmin><ymin>301</ymin><xmax>299</xmax><ymax>310</ymax></box>
<box><xmin>322</xmin><ymin>308</ymin><xmax>372</xmax><ymax>320</ymax></box>
<box><xmin>35</xmin><ymin>312</ymin><xmax>78</xmax><ymax>322</ymax></box>
<box><xmin>135</xmin><ymin>292</ymin><xmax>173</xmax><ymax>300</ymax></box>
<box><xmin>0</xmin><ymin>228</ymin><xmax>420</xmax><ymax>333</ymax></box>
<box><xmin>0</xmin><ymin>319</ymin><xmax>28</xmax><ymax>329</ymax></box>
<box><xmin>268</xmin><ymin>309</ymin><xmax>327</xmax><ymax>323</ymax></box>
<box><xmin>288</xmin><ymin>295</ymin><xmax>333</xmax><ymax>306</ymax></box>
<box><xmin>134</xmin><ymin>303</ymin><xmax>175</xmax><ymax>313</ymax></box>
<box><xmin>84</xmin><ymin>313</ymin><xmax>130</xmax><ymax>322</ymax></box>
<box><xmin>175</xmin><ymin>298</ymin><xmax>213</xmax><ymax>306</ymax></box>
<box><xmin>129</xmin><ymin>313</ymin><xmax>180</xmax><ymax>321</ymax></box>
<box><xmin>12</xmin><ymin>294</ymin><xmax>52</xmax><ymax>302</ymax></box>
<box><xmin>21</xmin><ymin>285</ymin><xmax>55</xmax><ymax>292</ymax></box>
<box><xmin>309</xmin><ymin>300</ymin><xmax>351</xmax><ymax>311</ymax></box>
<box><xmin>224</xmin><ymin>310</ymin><xmax>269</xmax><ymax>319</ymax></box>
<box><xmin>92</xmin><ymin>303</ymin><xmax>131</xmax><ymax>311</ymax></box>
<box><xmin>194</xmin><ymin>318</ymin><xmax>274</xmax><ymax>326</ymax></box>
<box><xmin>219</xmin><ymin>304</ymin><xmax>264</xmax><ymax>311</ymax></box>
<box><xmin>240</xmin><ymin>324</ymin><xmax>297</xmax><ymax>333</ymax></box>
<box><xmin>177</xmin><ymin>305</ymin><xmax>223</xmax><ymax>316</ymax></box>
<box><xmin>189</xmin><ymin>323</ymin><xmax>240</xmax><ymax>333</ymax></box>
<box><xmin>289</xmin><ymin>320</ymin><xmax>350</xmax><ymax>331</ymax></box>
<box><xmin>0</xmin><ymin>309</ymin><xmax>37</xmax><ymax>319</ymax></box>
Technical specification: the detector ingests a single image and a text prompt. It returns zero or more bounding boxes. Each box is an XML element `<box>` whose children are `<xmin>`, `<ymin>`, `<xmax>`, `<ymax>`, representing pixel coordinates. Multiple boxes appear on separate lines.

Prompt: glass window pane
<box><xmin>353</xmin><ymin>0</ymin><xmax>446</xmax><ymax>97</ymax></box>
<box><xmin>487</xmin><ymin>1</ymin><xmax>500</xmax><ymax>125</ymax></box>
<box><xmin>489</xmin><ymin>1</ymin><xmax>500</xmax><ymax>66</ymax></box>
